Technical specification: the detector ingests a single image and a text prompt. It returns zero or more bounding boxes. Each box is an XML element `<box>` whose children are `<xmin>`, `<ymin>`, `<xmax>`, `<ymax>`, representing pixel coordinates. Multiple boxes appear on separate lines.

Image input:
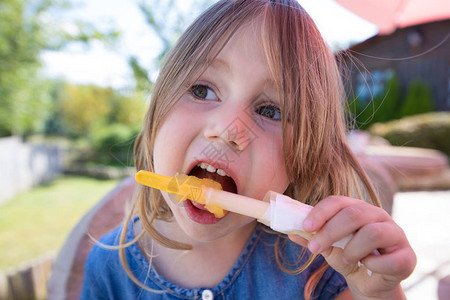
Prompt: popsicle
<box><xmin>135</xmin><ymin>170</ymin><xmax>226</xmax><ymax>217</ymax></box>
<box><xmin>135</xmin><ymin>170</ymin><xmax>351</xmax><ymax>249</ymax></box>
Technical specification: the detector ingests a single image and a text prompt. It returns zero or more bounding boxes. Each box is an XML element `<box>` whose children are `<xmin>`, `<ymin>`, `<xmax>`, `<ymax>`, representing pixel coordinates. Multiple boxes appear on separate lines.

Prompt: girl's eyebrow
<box><xmin>209</xmin><ymin>57</ymin><xmax>231</xmax><ymax>72</ymax></box>
<box><xmin>204</xmin><ymin>57</ymin><xmax>277</xmax><ymax>96</ymax></box>
<box><xmin>208</xmin><ymin>57</ymin><xmax>276</xmax><ymax>88</ymax></box>
<box><xmin>196</xmin><ymin>57</ymin><xmax>230</xmax><ymax>79</ymax></box>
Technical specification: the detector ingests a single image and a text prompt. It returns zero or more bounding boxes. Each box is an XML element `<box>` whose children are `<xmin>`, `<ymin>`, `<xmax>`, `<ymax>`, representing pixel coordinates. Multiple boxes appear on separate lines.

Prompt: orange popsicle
<box><xmin>135</xmin><ymin>170</ymin><xmax>226</xmax><ymax>217</ymax></box>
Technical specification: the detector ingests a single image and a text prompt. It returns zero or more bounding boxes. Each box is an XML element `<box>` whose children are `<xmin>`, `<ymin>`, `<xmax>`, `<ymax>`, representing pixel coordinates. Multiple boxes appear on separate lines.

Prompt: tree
<box><xmin>110</xmin><ymin>91</ymin><xmax>147</xmax><ymax>127</ymax></box>
<box><xmin>128</xmin><ymin>0</ymin><xmax>214</xmax><ymax>92</ymax></box>
<box><xmin>348</xmin><ymin>73</ymin><xmax>402</xmax><ymax>130</ymax></box>
<box><xmin>0</xmin><ymin>0</ymin><xmax>46</xmax><ymax>136</ymax></box>
<box><xmin>399</xmin><ymin>79</ymin><xmax>434</xmax><ymax>118</ymax></box>
<box><xmin>0</xmin><ymin>0</ymin><xmax>118</xmax><ymax>137</ymax></box>
<box><xmin>59</xmin><ymin>84</ymin><xmax>113</xmax><ymax>137</ymax></box>
<box><xmin>54</xmin><ymin>82</ymin><xmax>146</xmax><ymax>138</ymax></box>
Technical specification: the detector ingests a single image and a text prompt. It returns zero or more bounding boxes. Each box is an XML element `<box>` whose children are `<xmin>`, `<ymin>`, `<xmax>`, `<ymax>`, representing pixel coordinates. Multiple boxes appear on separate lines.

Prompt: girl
<box><xmin>81</xmin><ymin>0</ymin><xmax>416</xmax><ymax>299</ymax></box>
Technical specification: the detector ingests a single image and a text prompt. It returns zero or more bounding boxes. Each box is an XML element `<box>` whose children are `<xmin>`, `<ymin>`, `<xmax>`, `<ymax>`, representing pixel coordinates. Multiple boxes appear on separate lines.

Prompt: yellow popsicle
<box><xmin>135</xmin><ymin>170</ymin><xmax>226</xmax><ymax>217</ymax></box>
<box><xmin>135</xmin><ymin>171</ymin><xmax>354</xmax><ymax>251</ymax></box>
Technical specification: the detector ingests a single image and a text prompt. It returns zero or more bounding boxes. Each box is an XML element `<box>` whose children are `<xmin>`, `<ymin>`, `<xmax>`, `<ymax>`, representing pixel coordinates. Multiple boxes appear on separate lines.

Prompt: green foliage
<box><xmin>90</xmin><ymin>124</ymin><xmax>140</xmax><ymax>166</ymax></box>
<box><xmin>369</xmin><ymin>112</ymin><xmax>450</xmax><ymax>157</ymax></box>
<box><xmin>56</xmin><ymin>83</ymin><xmax>146</xmax><ymax>138</ymax></box>
<box><xmin>348</xmin><ymin>72</ymin><xmax>437</xmax><ymax>130</ymax></box>
<box><xmin>110</xmin><ymin>92</ymin><xmax>147</xmax><ymax>126</ymax></box>
<box><xmin>129</xmin><ymin>56</ymin><xmax>152</xmax><ymax>93</ymax></box>
<box><xmin>48</xmin><ymin>82</ymin><xmax>146</xmax><ymax>165</ymax></box>
<box><xmin>0</xmin><ymin>0</ymin><xmax>119</xmax><ymax>137</ymax></box>
<box><xmin>139</xmin><ymin>0</ymin><xmax>203</xmax><ymax>64</ymax></box>
<box><xmin>398</xmin><ymin>79</ymin><xmax>434</xmax><ymax>118</ymax></box>
<box><xmin>0</xmin><ymin>0</ymin><xmax>47</xmax><ymax>136</ymax></box>
<box><xmin>60</xmin><ymin>84</ymin><xmax>113</xmax><ymax>136</ymax></box>
<box><xmin>129</xmin><ymin>0</ymin><xmax>214</xmax><ymax>91</ymax></box>
<box><xmin>44</xmin><ymin>79</ymin><xmax>70</xmax><ymax>136</ymax></box>
<box><xmin>349</xmin><ymin>74</ymin><xmax>401</xmax><ymax>129</ymax></box>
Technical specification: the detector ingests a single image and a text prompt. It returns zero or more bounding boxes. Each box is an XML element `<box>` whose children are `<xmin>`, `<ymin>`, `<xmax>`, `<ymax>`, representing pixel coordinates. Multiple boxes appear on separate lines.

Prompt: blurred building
<box><xmin>339</xmin><ymin>19</ymin><xmax>449</xmax><ymax>111</ymax></box>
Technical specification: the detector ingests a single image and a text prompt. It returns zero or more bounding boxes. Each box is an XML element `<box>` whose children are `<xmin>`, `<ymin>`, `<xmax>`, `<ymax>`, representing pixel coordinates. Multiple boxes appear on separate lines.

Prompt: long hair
<box><xmin>120</xmin><ymin>0</ymin><xmax>381</xmax><ymax>298</ymax></box>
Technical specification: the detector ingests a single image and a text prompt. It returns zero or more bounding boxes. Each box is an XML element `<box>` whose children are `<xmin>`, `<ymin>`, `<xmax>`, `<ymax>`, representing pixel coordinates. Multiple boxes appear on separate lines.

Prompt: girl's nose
<box><xmin>203</xmin><ymin>106</ymin><xmax>257</xmax><ymax>153</ymax></box>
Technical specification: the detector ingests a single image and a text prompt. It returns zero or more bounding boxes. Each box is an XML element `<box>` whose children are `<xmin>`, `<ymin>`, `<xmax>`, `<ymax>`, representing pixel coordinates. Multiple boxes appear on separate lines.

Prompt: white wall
<box><xmin>0</xmin><ymin>136</ymin><xmax>62</xmax><ymax>205</ymax></box>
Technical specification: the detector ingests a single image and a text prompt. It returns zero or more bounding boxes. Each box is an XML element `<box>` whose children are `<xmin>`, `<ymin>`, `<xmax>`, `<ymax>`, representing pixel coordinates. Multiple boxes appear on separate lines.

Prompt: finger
<box><xmin>288</xmin><ymin>234</ymin><xmax>309</xmax><ymax>248</ymax></box>
<box><xmin>303</xmin><ymin>195</ymin><xmax>356</xmax><ymax>232</ymax></box>
<box><xmin>342</xmin><ymin>222</ymin><xmax>401</xmax><ymax>264</ymax></box>
<box><xmin>309</xmin><ymin>203</ymin><xmax>388</xmax><ymax>253</ymax></box>
<box><xmin>361</xmin><ymin>246</ymin><xmax>417</xmax><ymax>279</ymax></box>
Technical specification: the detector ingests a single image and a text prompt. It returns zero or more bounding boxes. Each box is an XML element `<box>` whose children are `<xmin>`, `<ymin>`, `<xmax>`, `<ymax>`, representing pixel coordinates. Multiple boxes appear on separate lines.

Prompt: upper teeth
<box><xmin>198</xmin><ymin>162</ymin><xmax>229</xmax><ymax>177</ymax></box>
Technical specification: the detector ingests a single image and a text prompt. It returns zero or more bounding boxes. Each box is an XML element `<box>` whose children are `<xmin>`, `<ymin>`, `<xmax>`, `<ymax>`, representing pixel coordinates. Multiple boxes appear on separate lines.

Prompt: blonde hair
<box><xmin>119</xmin><ymin>0</ymin><xmax>381</xmax><ymax>298</ymax></box>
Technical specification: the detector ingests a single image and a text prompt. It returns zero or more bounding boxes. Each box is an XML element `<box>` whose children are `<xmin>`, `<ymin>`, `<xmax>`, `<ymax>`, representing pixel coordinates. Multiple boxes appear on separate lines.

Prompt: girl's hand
<box><xmin>288</xmin><ymin>196</ymin><xmax>417</xmax><ymax>300</ymax></box>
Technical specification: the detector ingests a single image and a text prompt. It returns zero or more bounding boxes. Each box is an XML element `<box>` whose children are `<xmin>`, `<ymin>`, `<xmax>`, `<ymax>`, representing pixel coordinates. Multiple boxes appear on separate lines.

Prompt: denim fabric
<box><xmin>80</xmin><ymin>218</ymin><xmax>347</xmax><ymax>299</ymax></box>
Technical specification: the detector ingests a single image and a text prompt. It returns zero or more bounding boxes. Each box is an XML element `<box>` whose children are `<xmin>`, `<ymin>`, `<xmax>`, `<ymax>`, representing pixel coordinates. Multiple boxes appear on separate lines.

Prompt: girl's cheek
<box><xmin>152</xmin><ymin>126</ymin><xmax>183</xmax><ymax>175</ymax></box>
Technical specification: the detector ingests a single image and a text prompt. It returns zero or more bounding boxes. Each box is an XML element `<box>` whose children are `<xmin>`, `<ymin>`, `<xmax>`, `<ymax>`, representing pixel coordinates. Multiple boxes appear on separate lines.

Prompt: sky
<box><xmin>40</xmin><ymin>0</ymin><xmax>378</xmax><ymax>90</ymax></box>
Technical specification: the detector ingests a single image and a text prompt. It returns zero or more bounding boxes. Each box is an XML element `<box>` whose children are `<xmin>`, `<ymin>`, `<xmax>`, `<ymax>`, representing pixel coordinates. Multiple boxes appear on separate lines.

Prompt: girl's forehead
<box><xmin>204</xmin><ymin>18</ymin><xmax>268</xmax><ymax>69</ymax></box>
<box><xmin>186</xmin><ymin>15</ymin><xmax>277</xmax><ymax>87</ymax></box>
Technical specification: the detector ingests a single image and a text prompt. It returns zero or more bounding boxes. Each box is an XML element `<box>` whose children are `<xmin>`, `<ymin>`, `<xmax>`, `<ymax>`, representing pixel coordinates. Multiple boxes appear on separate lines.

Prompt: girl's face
<box><xmin>153</xmin><ymin>22</ymin><xmax>290</xmax><ymax>242</ymax></box>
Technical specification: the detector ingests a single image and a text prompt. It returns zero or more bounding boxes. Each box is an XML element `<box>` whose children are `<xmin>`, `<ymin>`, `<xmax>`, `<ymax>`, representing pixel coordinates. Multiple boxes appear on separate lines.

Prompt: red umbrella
<box><xmin>334</xmin><ymin>0</ymin><xmax>450</xmax><ymax>34</ymax></box>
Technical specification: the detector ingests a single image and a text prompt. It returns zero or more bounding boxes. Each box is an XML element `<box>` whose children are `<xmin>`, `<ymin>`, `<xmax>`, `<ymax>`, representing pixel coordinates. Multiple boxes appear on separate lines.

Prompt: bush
<box><xmin>348</xmin><ymin>73</ymin><xmax>401</xmax><ymax>130</ymax></box>
<box><xmin>369</xmin><ymin>112</ymin><xmax>450</xmax><ymax>157</ymax></box>
<box><xmin>348</xmin><ymin>73</ymin><xmax>437</xmax><ymax>131</ymax></box>
<box><xmin>60</xmin><ymin>84</ymin><xmax>113</xmax><ymax>137</ymax></box>
<box><xmin>89</xmin><ymin>124</ymin><xmax>141</xmax><ymax>166</ymax></box>
<box><xmin>399</xmin><ymin>79</ymin><xmax>434</xmax><ymax>118</ymax></box>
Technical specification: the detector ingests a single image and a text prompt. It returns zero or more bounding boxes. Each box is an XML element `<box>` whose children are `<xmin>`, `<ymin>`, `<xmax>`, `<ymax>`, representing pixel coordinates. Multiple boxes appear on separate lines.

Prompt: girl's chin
<box><xmin>184</xmin><ymin>200</ymin><xmax>223</xmax><ymax>225</ymax></box>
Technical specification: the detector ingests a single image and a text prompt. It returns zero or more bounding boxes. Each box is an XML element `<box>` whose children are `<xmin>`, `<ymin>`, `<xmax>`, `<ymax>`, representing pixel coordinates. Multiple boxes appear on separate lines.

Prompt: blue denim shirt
<box><xmin>81</xmin><ymin>218</ymin><xmax>347</xmax><ymax>299</ymax></box>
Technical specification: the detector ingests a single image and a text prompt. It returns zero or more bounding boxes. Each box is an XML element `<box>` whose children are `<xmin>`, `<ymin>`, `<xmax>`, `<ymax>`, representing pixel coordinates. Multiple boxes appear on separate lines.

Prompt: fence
<box><xmin>0</xmin><ymin>253</ymin><xmax>55</xmax><ymax>300</ymax></box>
<box><xmin>0</xmin><ymin>136</ymin><xmax>62</xmax><ymax>205</ymax></box>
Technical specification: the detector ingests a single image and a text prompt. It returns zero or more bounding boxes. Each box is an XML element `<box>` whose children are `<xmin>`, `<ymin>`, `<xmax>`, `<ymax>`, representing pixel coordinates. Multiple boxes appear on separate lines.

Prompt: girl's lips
<box><xmin>184</xmin><ymin>200</ymin><xmax>223</xmax><ymax>224</ymax></box>
<box><xmin>191</xmin><ymin>200</ymin><xmax>207</xmax><ymax>210</ymax></box>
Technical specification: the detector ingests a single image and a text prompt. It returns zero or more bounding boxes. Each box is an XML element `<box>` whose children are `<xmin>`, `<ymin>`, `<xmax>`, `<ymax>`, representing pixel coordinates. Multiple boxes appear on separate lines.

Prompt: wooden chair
<box><xmin>47</xmin><ymin>176</ymin><xmax>136</xmax><ymax>300</ymax></box>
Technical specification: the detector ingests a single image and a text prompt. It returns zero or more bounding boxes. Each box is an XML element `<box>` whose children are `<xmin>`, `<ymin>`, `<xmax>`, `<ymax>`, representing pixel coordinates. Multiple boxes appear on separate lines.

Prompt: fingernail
<box><xmin>303</xmin><ymin>219</ymin><xmax>313</xmax><ymax>231</ymax></box>
<box><xmin>308</xmin><ymin>240</ymin><xmax>320</xmax><ymax>254</ymax></box>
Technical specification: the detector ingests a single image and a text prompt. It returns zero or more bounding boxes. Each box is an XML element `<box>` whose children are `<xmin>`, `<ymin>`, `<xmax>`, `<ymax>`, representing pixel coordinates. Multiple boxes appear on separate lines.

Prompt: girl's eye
<box><xmin>191</xmin><ymin>85</ymin><xmax>218</xmax><ymax>101</ymax></box>
<box><xmin>255</xmin><ymin>104</ymin><xmax>281</xmax><ymax>120</ymax></box>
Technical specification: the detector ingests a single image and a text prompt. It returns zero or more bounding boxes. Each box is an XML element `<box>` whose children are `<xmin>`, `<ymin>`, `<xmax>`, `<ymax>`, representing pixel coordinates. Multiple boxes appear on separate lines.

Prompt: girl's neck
<box><xmin>136</xmin><ymin>219</ymin><xmax>257</xmax><ymax>289</ymax></box>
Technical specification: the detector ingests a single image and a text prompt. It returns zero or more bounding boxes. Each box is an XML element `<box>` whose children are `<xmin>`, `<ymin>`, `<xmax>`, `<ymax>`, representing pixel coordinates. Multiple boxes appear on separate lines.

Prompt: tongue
<box><xmin>189</xmin><ymin>166</ymin><xmax>237</xmax><ymax>194</ymax></box>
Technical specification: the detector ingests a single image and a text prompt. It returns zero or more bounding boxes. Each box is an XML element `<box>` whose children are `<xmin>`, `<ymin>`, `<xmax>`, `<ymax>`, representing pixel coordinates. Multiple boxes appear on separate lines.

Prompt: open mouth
<box><xmin>189</xmin><ymin>163</ymin><xmax>237</xmax><ymax>194</ymax></box>
<box><xmin>186</xmin><ymin>162</ymin><xmax>237</xmax><ymax>218</ymax></box>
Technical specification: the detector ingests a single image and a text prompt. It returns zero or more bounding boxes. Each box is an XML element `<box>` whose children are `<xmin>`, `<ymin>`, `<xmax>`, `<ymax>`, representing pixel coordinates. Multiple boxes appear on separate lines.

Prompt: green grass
<box><xmin>0</xmin><ymin>176</ymin><xmax>120</xmax><ymax>270</ymax></box>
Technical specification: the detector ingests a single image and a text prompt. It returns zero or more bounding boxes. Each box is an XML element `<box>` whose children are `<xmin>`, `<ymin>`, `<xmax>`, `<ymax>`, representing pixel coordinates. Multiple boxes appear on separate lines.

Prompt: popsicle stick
<box><xmin>206</xmin><ymin>188</ymin><xmax>352</xmax><ymax>249</ymax></box>
<box><xmin>204</xmin><ymin>188</ymin><xmax>269</xmax><ymax>220</ymax></box>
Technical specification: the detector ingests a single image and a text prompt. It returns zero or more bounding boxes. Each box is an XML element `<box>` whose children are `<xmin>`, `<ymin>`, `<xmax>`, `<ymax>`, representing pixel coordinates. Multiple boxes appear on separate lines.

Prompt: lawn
<box><xmin>0</xmin><ymin>175</ymin><xmax>120</xmax><ymax>270</ymax></box>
